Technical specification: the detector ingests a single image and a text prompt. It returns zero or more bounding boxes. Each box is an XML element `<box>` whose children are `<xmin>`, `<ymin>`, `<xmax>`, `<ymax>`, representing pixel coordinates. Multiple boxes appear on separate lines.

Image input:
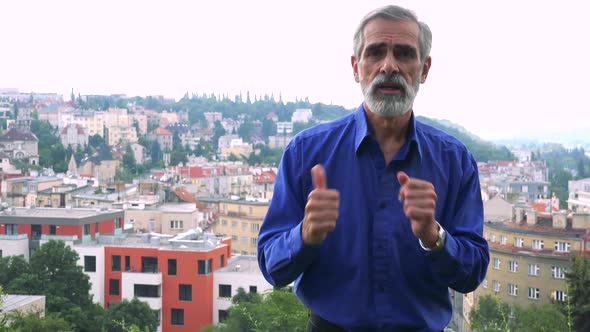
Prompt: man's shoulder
<box><xmin>290</xmin><ymin>112</ymin><xmax>356</xmax><ymax>145</ymax></box>
<box><xmin>415</xmin><ymin>120</ymin><xmax>471</xmax><ymax>154</ymax></box>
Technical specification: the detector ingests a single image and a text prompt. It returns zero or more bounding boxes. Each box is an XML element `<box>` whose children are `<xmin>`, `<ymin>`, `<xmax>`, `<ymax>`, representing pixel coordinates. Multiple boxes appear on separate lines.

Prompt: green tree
<box><xmin>0</xmin><ymin>286</ymin><xmax>8</xmax><ymax>331</ymax></box>
<box><xmin>150</xmin><ymin>141</ymin><xmax>162</xmax><ymax>164</ymax></box>
<box><xmin>238</xmin><ymin>121</ymin><xmax>255</xmax><ymax>142</ymax></box>
<box><xmin>106</xmin><ymin>298</ymin><xmax>158</xmax><ymax>332</ymax></box>
<box><xmin>89</xmin><ymin>134</ymin><xmax>105</xmax><ymax>149</ymax></box>
<box><xmin>469</xmin><ymin>294</ymin><xmax>511</xmax><ymax>331</ymax></box>
<box><xmin>123</xmin><ymin>144</ymin><xmax>137</xmax><ymax>171</ymax></box>
<box><xmin>170</xmin><ymin>150</ymin><xmax>187</xmax><ymax>166</ymax></box>
<box><xmin>0</xmin><ymin>255</ymin><xmax>30</xmax><ymax>289</ymax></box>
<box><xmin>205</xmin><ymin>287</ymin><xmax>307</xmax><ymax>332</ymax></box>
<box><xmin>261</xmin><ymin>118</ymin><xmax>277</xmax><ymax>139</ymax></box>
<box><xmin>6</xmin><ymin>310</ymin><xmax>72</xmax><ymax>332</ymax></box>
<box><xmin>566</xmin><ymin>254</ymin><xmax>590</xmax><ymax>332</ymax></box>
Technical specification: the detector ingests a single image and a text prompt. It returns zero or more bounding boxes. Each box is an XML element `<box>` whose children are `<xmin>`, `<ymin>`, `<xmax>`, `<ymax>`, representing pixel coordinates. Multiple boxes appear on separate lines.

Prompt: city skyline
<box><xmin>1</xmin><ymin>0</ymin><xmax>589</xmax><ymax>140</ymax></box>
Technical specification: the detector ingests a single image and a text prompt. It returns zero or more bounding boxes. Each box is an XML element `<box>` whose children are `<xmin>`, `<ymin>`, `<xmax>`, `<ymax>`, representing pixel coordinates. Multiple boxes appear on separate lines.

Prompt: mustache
<box><xmin>370</xmin><ymin>74</ymin><xmax>409</xmax><ymax>94</ymax></box>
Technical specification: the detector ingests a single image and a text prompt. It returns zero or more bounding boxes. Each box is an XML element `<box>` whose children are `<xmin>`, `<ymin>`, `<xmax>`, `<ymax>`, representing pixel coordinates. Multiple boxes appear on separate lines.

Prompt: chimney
<box><xmin>514</xmin><ymin>207</ymin><xmax>524</xmax><ymax>223</ymax></box>
<box><xmin>552</xmin><ymin>212</ymin><xmax>567</xmax><ymax>229</ymax></box>
<box><xmin>526</xmin><ymin>208</ymin><xmax>538</xmax><ymax>225</ymax></box>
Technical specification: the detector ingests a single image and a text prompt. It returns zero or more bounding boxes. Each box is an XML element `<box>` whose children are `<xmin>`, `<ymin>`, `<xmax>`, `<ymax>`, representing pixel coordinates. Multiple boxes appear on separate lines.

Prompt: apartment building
<box><xmin>125</xmin><ymin>203</ymin><xmax>205</xmax><ymax>234</ymax></box>
<box><xmin>204</xmin><ymin>198</ymin><xmax>268</xmax><ymax>256</ymax></box>
<box><xmin>0</xmin><ymin>207</ymin><xmax>124</xmax><ymax>259</ymax></box>
<box><xmin>213</xmin><ymin>255</ymin><xmax>274</xmax><ymax>324</ymax></box>
<box><xmin>476</xmin><ymin>212</ymin><xmax>590</xmax><ymax>307</ymax></box>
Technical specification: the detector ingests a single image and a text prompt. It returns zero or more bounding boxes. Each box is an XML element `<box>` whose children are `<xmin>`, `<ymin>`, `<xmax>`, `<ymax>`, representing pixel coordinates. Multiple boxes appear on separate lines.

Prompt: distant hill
<box><xmin>416</xmin><ymin>116</ymin><xmax>515</xmax><ymax>162</ymax></box>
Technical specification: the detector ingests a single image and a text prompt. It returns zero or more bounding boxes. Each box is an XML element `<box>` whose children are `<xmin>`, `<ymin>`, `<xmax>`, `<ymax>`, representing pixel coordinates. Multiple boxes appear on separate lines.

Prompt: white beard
<box><xmin>361</xmin><ymin>73</ymin><xmax>420</xmax><ymax>118</ymax></box>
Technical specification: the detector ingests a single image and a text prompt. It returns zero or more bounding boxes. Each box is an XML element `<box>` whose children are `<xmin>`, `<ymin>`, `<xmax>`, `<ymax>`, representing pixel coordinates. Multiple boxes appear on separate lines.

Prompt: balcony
<box><xmin>122</xmin><ymin>271</ymin><xmax>162</xmax><ymax>285</ymax></box>
<box><xmin>0</xmin><ymin>234</ymin><xmax>28</xmax><ymax>240</ymax></box>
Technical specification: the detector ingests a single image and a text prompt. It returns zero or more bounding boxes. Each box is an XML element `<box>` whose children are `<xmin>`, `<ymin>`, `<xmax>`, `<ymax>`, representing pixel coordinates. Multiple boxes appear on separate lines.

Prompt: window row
<box><xmin>491</xmin><ymin>258</ymin><xmax>566</xmax><ymax>278</ymax></box>
<box><xmin>487</xmin><ymin>234</ymin><xmax>570</xmax><ymax>253</ymax></box>
<box><xmin>100</xmin><ymin>255</ymin><xmax>226</xmax><ymax>275</ymax></box>
<box><xmin>221</xmin><ymin>220</ymin><xmax>261</xmax><ymax>233</ymax></box>
<box><xmin>218</xmin><ymin>284</ymin><xmax>258</xmax><ymax>298</ymax></box>
<box><xmin>108</xmin><ymin>280</ymin><xmax>193</xmax><ymax>301</ymax></box>
<box><xmin>484</xmin><ymin>280</ymin><xmax>566</xmax><ymax>301</ymax></box>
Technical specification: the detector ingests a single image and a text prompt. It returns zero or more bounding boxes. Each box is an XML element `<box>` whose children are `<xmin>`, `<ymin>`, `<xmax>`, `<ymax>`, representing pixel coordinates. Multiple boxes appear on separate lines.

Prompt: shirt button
<box><xmin>379</xmin><ymin>201</ymin><xmax>387</xmax><ymax>209</ymax></box>
<box><xmin>378</xmin><ymin>285</ymin><xmax>385</xmax><ymax>292</ymax></box>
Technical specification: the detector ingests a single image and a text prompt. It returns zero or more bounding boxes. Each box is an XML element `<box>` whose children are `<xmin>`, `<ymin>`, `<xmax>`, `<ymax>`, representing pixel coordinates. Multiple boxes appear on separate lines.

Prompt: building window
<box><xmin>125</xmin><ymin>256</ymin><xmax>131</xmax><ymax>271</ymax></box>
<box><xmin>553</xmin><ymin>290</ymin><xmax>567</xmax><ymax>302</ymax></box>
<box><xmin>508</xmin><ymin>283</ymin><xmax>518</xmax><ymax>296</ymax></box>
<box><xmin>84</xmin><ymin>256</ymin><xmax>96</xmax><ymax>272</ymax></box>
<box><xmin>500</xmin><ymin>235</ymin><xmax>507</xmax><ymax>245</ymax></box>
<box><xmin>198</xmin><ymin>259</ymin><xmax>212</xmax><ymax>275</ymax></box>
<box><xmin>492</xmin><ymin>280</ymin><xmax>501</xmax><ymax>293</ymax></box>
<box><xmin>490</xmin><ymin>234</ymin><xmax>496</xmax><ymax>243</ymax></box>
<box><xmin>482</xmin><ymin>278</ymin><xmax>488</xmax><ymax>289</ymax></box>
<box><xmin>109</xmin><ymin>279</ymin><xmax>120</xmax><ymax>296</ymax></box>
<box><xmin>170</xmin><ymin>220</ymin><xmax>184</xmax><ymax>229</ymax></box>
<box><xmin>168</xmin><ymin>259</ymin><xmax>177</xmax><ymax>276</ymax></box>
<box><xmin>249</xmin><ymin>286</ymin><xmax>257</xmax><ymax>293</ymax></box>
<box><xmin>112</xmin><ymin>255</ymin><xmax>121</xmax><ymax>272</ymax></box>
<box><xmin>83</xmin><ymin>224</ymin><xmax>91</xmax><ymax>235</ymax></box>
<box><xmin>493</xmin><ymin>258</ymin><xmax>501</xmax><ymax>270</ymax></box>
<box><xmin>141</xmin><ymin>257</ymin><xmax>158</xmax><ymax>273</ymax></box>
<box><xmin>552</xmin><ymin>266</ymin><xmax>566</xmax><ymax>279</ymax></box>
<box><xmin>241</xmin><ymin>236</ymin><xmax>248</xmax><ymax>245</ymax></box>
<box><xmin>528</xmin><ymin>287</ymin><xmax>540</xmax><ymax>300</ymax></box>
<box><xmin>514</xmin><ymin>237</ymin><xmax>524</xmax><ymax>247</ymax></box>
<box><xmin>528</xmin><ymin>264</ymin><xmax>540</xmax><ymax>276</ymax></box>
<box><xmin>171</xmin><ymin>309</ymin><xmax>184</xmax><ymax>326</ymax></box>
<box><xmin>241</xmin><ymin>222</ymin><xmax>248</xmax><ymax>230</ymax></box>
<box><xmin>5</xmin><ymin>224</ymin><xmax>17</xmax><ymax>235</ymax></box>
<box><xmin>220</xmin><ymin>255</ymin><xmax>225</xmax><ymax>268</ymax></box>
<box><xmin>232</xmin><ymin>221</ymin><xmax>238</xmax><ymax>228</ymax></box>
<box><xmin>219</xmin><ymin>309</ymin><xmax>229</xmax><ymax>322</ymax></box>
<box><xmin>508</xmin><ymin>261</ymin><xmax>518</xmax><ymax>273</ymax></box>
<box><xmin>219</xmin><ymin>284</ymin><xmax>232</xmax><ymax>298</ymax></box>
<box><xmin>134</xmin><ymin>284</ymin><xmax>160</xmax><ymax>298</ymax></box>
<box><xmin>115</xmin><ymin>218</ymin><xmax>122</xmax><ymax>229</ymax></box>
<box><xmin>250</xmin><ymin>237</ymin><xmax>257</xmax><ymax>247</ymax></box>
<box><xmin>179</xmin><ymin>284</ymin><xmax>192</xmax><ymax>301</ymax></box>
<box><xmin>532</xmin><ymin>239</ymin><xmax>544</xmax><ymax>250</ymax></box>
<box><xmin>49</xmin><ymin>225</ymin><xmax>56</xmax><ymax>235</ymax></box>
<box><xmin>222</xmin><ymin>219</ymin><xmax>228</xmax><ymax>226</ymax></box>
<box><xmin>251</xmin><ymin>223</ymin><xmax>260</xmax><ymax>233</ymax></box>
<box><xmin>554</xmin><ymin>241</ymin><xmax>570</xmax><ymax>253</ymax></box>
<box><xmin>231</xmin><ymin>235</ymin><xmax>238</xmax><ymax>242</ymax></box>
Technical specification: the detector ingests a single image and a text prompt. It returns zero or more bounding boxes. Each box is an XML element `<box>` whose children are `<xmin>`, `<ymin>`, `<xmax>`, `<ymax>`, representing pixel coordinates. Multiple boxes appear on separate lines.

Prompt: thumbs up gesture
<box><xmin>302</xmin><ymin>164</ymin><xmax>340</xmax><ymax>245</ymax></box>
<box><xmin>397</xmin><ymin>171</ymin><xmax>440</xmax><ymax>248</ymax></box>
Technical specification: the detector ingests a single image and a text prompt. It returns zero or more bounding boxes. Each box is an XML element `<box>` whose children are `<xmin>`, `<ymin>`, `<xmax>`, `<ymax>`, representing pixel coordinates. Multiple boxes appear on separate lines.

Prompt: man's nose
<box><xmin>380</xmin><ymin>52</ymin><xmax>399</xmax><ymax>75</ymax></box>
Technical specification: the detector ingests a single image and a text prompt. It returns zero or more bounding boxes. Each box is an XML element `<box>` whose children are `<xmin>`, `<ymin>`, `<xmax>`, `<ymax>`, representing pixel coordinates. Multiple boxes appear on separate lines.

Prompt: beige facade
<box><xmin>106</xmin><ymin>125</ymin><xmax>138</xmax><ymax>146</ymax></box>
<box><xmin>474</xmin><ymin>219</ymin><xmax>586</xmax><ymax>308</ymax></box>
<box><xmin>78</xmin><ymin>160</ymin><xmax>120</xmax><ymax>183</ymax></box>
<box><xmin>126</xmin><ymin>203</ymin><xmax>202</xmax><ymax>235</ymax></box>
<box><xmin>211</xmin><ymin>199</ymin><xmax>269</xmax><ymax>256</ymax></box>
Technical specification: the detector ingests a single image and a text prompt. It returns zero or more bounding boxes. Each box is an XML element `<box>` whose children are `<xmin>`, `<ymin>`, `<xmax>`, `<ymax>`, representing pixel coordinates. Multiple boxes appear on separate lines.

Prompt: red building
<box><xmin>76</xmin><ymin>233</ymin><xmax>231</xmax><ymax>332</ymax></box>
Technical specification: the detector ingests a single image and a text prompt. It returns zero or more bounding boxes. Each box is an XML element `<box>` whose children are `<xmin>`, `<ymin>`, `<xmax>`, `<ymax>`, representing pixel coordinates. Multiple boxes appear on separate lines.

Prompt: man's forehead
<box><xmin>362</xmin><ymin>18</ymin><xmax>420</xmax><ymax>45</ymax></box>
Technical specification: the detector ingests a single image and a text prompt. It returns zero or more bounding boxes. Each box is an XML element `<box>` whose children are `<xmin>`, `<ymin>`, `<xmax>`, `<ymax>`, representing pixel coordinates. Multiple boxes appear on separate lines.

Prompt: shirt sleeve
<box><xmin>426</xmin><ymin>153</ymin><xmax>490</xmax><ymax>293</ymax></box>
<box><xmin>257</xmin><ymin>139</ymin><xmax>321</xmax><ymax>287</ymax></box>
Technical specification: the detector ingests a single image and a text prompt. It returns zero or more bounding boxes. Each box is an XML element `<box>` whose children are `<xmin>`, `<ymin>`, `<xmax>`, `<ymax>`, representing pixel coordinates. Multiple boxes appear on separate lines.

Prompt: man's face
<box><xmin>352</xmin><ymin>18</ymin><xmax>431</xmax><ymax>117</ymax></box>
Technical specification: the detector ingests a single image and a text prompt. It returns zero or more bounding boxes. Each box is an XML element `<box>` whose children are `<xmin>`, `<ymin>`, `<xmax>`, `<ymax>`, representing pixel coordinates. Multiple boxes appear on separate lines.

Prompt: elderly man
<box><xmin>258</xmin><ymin>5</ymin><xmax>489</xmax><ymax>331</ymax></box>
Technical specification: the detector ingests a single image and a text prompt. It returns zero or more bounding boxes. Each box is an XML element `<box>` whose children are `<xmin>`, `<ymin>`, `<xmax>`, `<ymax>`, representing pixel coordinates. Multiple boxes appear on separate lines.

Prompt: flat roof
<box><xmin>485</xmin><ymin>221</ymin><xmax>586</xmax><ymax>240</ymax></box>
<box><xmin>2</xmin><ymin>295</ymin><xmax>45</xmax><ymax>312</ymax></box>
<box><xmin>159</xmin><ymin>203</ymin><xmax>197</xmax><ymax>213</ymax></box>
<box><xmin>0</xmin><ymin>207</ymin><xmax>124</xmax><ymax>225</ymax></box>
<box><xmin>217</xmin><ymin>255</ymin><xmax>260</xmax><ymax>274</ymax></box>
<box><xmin>75</xmin><ymin>232</ymin><xmax>228</xmax><ymax>252</ymax></box>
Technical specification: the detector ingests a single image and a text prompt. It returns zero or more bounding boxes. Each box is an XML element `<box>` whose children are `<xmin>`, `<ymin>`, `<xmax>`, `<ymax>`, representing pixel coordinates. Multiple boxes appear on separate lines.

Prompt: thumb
<box><xmin>397</xmin><ymin>171</ymin><xmax>410</xmax><ymax>186</ymax></box>
<box><xmin>397</xmin><ymin>171</ymin><xmax>410</xmax><ymax>201</ymax></box>
<box><xmin>311</xmin><ymin>164</ymin><xmax>327</xmax><ymax>190</ymax></box>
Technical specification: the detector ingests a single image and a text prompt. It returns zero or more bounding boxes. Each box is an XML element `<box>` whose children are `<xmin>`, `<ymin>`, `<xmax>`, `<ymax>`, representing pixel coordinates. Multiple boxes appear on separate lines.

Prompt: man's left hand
<box><xmin>397</xmin><ymin>171</ymin><xmax>439</xmax><ymax>248</ymax></box>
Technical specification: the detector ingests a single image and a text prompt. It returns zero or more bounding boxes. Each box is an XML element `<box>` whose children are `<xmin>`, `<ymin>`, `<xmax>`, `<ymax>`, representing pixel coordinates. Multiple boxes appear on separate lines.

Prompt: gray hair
<box><xmin>353</xmin><ymin>5</ymin><xmax>432</xmax><ymax>64</ymax></box>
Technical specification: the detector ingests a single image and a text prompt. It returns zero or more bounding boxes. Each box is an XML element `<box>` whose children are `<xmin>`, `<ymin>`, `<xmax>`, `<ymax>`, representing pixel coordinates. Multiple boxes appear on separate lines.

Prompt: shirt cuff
<box><xmin>288</xmin><ymin>220</ymin><xmax>321</xmax><ymax>262</ymax></box>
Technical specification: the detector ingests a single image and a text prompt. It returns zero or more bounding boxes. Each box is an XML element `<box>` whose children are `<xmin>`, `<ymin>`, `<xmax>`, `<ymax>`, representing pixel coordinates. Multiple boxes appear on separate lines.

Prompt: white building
<box><xmin>291</xmin><ymin>109</ymin><xmax>312</xmax><ymax>123</ymax></box>
<box><xmin>212</xmin><ymin>255</ymin><xmax>274</xmax><ymax>324</ymax></box>
<box><xmin>276</xmin><ymin>122</ymin><xmax>293</xmax><ymax>135</ymax></box>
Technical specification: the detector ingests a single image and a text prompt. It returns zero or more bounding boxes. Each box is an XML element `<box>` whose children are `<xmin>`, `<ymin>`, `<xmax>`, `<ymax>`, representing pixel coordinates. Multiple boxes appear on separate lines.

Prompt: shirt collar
<box><xmin>353</xmin><ymin>103</ymin><xmax>423</xmax><ymax>160</ymax></box>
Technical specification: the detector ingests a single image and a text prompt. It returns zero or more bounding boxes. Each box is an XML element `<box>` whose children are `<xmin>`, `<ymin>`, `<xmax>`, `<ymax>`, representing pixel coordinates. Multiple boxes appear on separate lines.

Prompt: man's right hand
<box><xmin>302</xmin><ymin>164</ymin><xmax>340</xmax><ymax>245</ymax></box>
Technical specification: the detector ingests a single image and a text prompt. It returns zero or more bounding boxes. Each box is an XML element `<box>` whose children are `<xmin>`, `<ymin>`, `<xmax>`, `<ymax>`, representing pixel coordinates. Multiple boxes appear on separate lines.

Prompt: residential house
<box><xmin>60</xmin><ymin>123</ymin><xmax>88</xmax><ymax>148</ymax></box>
<box><xmin>0</xmin><ymin>128</ymin><xmax>39</xmax><ymax>165</ymax></box>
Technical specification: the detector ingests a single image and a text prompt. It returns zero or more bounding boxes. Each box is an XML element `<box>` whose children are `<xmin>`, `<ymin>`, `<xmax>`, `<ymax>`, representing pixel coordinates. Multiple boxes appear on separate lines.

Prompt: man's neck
<box><xmin>364</xmin><ymin>105</ymin><xmax>412</xmax><ymax>163</ymax></box>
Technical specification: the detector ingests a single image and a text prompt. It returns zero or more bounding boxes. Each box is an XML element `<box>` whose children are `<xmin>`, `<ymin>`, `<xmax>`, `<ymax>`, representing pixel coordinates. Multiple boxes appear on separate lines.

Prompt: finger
<box><xmin>403</xmin><ymin>205</ymin><xmax>436</xmax><ymax>221</ymax></box>
<box><xmin>312</xmin><ymin>164</ymin><xmax>327</xmax><ymax>190</ymax></box>
<box><xmin>403</xmin><ymin>190</ymin><xmax>437</xmax><ymax>202</ymax></box>
<box><xmin>397</xmin><ymin>171</ymin><xmax>410</xmax><ymax>201</ymax></box>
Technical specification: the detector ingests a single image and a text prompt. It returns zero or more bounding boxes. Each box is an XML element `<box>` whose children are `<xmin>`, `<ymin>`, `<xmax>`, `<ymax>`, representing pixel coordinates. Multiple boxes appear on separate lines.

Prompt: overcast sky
<box><xmin>1</xmin><ymin>0</ymin><xmax>589</xmax><ymax>140</ymax></box>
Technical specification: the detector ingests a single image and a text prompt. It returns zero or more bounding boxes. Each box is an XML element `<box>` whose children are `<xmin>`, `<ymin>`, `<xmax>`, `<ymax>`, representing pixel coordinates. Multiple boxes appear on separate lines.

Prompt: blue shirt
<box><xmin>257</xmin><ymin>105</ymin><xmax>489</xmax><ymax>331</ymax></box>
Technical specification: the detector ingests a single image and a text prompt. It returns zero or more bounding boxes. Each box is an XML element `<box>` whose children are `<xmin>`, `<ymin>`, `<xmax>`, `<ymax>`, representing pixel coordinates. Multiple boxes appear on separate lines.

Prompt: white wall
<box><xmin>75</xmin><ymin>246</ymin><xmax>105</xmax><ymax>305</ymax></box>
<box><xmin>0</xmin><ymin>236</ymin><xmax>29</xmax><ymax>260</ymax></box>
<box><xmin>212</xmin><ymin>269</ymin><xmax>274</xmax><ymax>324</ymax></box>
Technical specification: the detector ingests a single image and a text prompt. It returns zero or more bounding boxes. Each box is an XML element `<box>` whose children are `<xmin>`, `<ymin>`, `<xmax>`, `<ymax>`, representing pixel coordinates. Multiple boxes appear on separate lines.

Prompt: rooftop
<box><xmin>485</xmin><ymin>220</ymin><xmax>587</xmax><ymax>240</ymax></box>
<box><xmin>2</xmin><ymin>295</ymin><xmax>45</xmax><ymax>313</ymax></box>
<box><xmin>217</xmin><ymin>255</ymin><xmax>260</xmax><ymax>274</ymax></box>
<box><xmin>0</xmin><ymin>207</ymin><xmax>124</xmax><ymax>225</ymax></box>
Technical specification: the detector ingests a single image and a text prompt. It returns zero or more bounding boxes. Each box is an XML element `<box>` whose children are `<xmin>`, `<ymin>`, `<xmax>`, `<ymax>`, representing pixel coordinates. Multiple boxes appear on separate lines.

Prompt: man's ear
<box><xmin>421</xmin><ymin>56</ymin><xmax>432</xmax><ymax>83</ymax></box>
<box><xmin>351</xmin><ymin>55</ymin><xmax>360</xmax><ymax>83</ymax></box>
